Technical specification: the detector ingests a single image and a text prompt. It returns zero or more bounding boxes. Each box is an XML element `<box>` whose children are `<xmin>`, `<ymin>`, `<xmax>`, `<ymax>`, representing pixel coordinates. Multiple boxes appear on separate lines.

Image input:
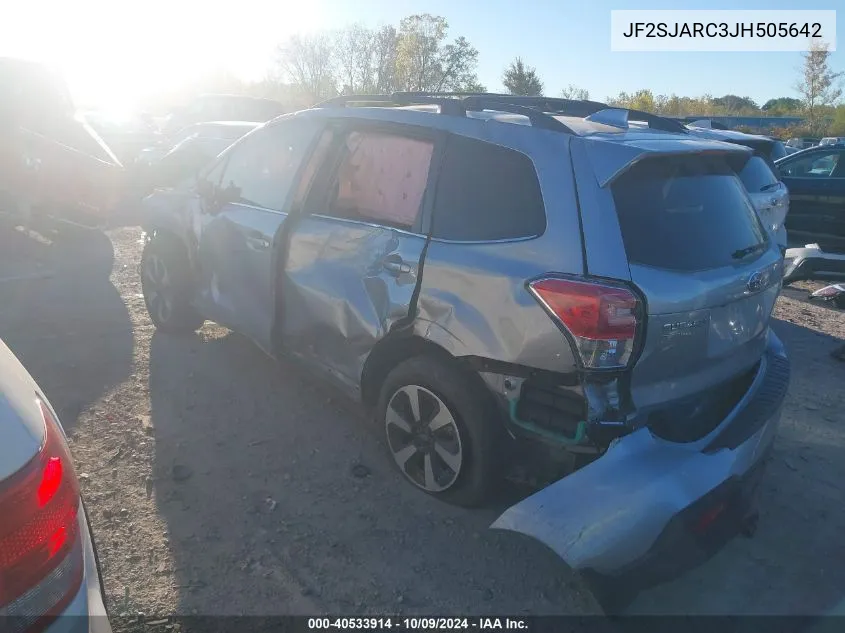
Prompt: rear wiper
<box><xmin>760</xmin><ymin>182</ymin><xmax>781</xmax><ymax>192</ymax></box>
<box><xmin>732</xmin><ymin>243</ymin><xmax>765</xmax><ymax>260</ymax></box>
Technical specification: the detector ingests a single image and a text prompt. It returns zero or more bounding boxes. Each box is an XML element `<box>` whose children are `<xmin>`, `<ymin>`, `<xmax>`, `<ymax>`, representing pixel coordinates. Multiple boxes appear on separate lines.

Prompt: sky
<box><xmin>1</xmin><ymin>0</ymin><xmax>842</xmax><ymax>110</ymax></box>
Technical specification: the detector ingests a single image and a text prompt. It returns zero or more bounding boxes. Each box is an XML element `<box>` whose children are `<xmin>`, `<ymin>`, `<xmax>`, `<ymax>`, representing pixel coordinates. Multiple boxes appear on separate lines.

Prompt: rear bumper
<box><xmin>783</xmin><ymin>245</ymin><xmax>845</xmax><ymax>283</ymax></box>
<box><xmin>492</xmin><ymin>329</ymin><xmax>790</xmax><ymax>578</ymax></box>
<box><xmin>46</xmin><ymin>503</ymin><xmax>111</xmax><ymax>633</ymax></box>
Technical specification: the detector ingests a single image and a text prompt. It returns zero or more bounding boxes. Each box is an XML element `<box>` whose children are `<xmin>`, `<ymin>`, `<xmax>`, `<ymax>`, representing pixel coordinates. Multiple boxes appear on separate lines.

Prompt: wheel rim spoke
<box><xmin>386</xmin><ymin>405</ymin><xmax>412</xmax><ymax>434</ymax></box>
<box><xmin>434</xmin><ymin>442</ymin><xmax>461</xmax><ymax>473</ymax></box>
<box><xmin>423</xmin><ymin>453</ymin><xmax>437</xmax><ymax>490</ymax></box>
<box><xmin>393</xmin><ymin>444</ymin><xmax>417</xmax><ymax>469</ymax></box>
<box><xmin>406</xmin><ymin>386</ymin><xmax>421</xmax><ymax>422</ymax></box>
<box><xmin>428</xmin><ymin>407</ymin><xmax>453</xmax><ymax>432</ymax></box>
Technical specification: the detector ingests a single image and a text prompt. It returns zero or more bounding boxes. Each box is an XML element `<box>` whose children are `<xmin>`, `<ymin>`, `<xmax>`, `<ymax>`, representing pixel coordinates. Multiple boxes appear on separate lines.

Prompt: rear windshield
<box><xmin>611</xmin><ymin>156</ymin><xmax>767</xmax><ymax>271</ymax></box>
<box><xmin>739</xmin><ymin>156</ymin><xmax>779</xmax><ymax>192</ymax></box>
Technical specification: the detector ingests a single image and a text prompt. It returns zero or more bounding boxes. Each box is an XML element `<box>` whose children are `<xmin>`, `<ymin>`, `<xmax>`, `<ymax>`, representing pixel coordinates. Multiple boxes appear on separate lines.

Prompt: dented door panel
<box><xmin>492</xmin><ymin>330</ymin><xmax>788</xmax><ymax>575</ymax></box>
<box><xmin>281</xmin><ymin>216</ymin><xmax>425</xmax><ymax>388</ymax></box>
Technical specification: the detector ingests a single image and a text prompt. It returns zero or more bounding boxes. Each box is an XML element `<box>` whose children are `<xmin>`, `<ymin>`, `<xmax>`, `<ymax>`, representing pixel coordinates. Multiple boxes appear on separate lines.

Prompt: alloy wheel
<box><xmin>385</xmin><ymin>385</ymin><xmax>463</xmax><ymax>492</ymax></box>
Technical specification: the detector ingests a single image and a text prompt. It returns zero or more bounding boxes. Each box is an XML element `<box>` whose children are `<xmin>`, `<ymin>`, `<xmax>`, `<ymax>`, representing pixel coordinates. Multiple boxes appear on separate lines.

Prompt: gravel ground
<box><xmin>1</xmin><ymin>221</ymin><xmax>844</xmax><ymax>625</ymax></box>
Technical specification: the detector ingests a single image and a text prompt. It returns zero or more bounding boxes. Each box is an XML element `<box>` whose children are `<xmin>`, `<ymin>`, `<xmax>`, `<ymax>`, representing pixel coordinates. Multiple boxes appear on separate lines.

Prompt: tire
<box><xmin>376</xmin><ymin>355</ymin><xmax>502</xmax><ymax>507</ymax></box>
<box><xmin>140</xmin><ymin>233</ymin><xmax>204</xmax><ymax>333</ymax></box>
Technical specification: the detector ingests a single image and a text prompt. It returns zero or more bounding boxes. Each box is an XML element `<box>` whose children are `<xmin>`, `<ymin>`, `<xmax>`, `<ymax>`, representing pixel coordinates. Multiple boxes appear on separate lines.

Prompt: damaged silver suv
<box><xmin>140</xmin><ymin>94</ymin><xmax>790</xmax><ymax>581</ymax></box>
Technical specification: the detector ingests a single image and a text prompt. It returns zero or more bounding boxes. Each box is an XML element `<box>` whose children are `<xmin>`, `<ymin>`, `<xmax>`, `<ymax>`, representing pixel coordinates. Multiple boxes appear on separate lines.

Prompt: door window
<box><xmin>430</xmin><ymin>135</ymin><xmax>546</xmax><ymax>241</ymax></box>
<box><xmin>217</xmin><ymin>120</ymin><xmax>320</xmax><ymax>211</ymax></box>
<box><xmin>779</xmin><ymin>151</ymin><xmax>843</xmax><ymax>178</ymax></box>
<box><xmin>323</xmin><ymin>130</ymin><xmax>434</xmax><ymax>229</ymax></box>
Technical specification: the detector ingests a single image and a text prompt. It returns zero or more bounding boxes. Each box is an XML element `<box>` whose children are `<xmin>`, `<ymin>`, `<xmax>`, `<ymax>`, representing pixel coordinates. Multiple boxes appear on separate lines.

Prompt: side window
<box><xmin>431</xmin><ymin>135</ymin><xmax>546</xmax><ymax>241</ymax></box>
<box><xmin>780</xmin><ymin>151</ymin><xmax>842</xmax><ymax>178</ymax></box>
<box><xmin>218</xmin><ymin>121</ymin><xmax>319</xmax><ymax>211</ymax></box>
<box><xmin>323</xmin><ymin>130</ymin><xmax>434</xmax><ymax>229</ymax></box>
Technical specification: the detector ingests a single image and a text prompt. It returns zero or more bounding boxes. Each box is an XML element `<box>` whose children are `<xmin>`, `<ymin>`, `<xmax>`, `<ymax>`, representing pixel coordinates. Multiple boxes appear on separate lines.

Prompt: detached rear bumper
<box><xmin>492</xmin><ymin>329</ymin><xmax>790</xmax><ymax>579</ymax></box>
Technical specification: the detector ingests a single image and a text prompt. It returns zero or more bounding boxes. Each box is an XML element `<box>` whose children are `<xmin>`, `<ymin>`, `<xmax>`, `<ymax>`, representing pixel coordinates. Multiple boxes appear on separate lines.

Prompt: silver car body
<box><xmin>0</xmin><ymin>339</ymin><xmax>110</xmax><ymax>633</ymax></box>
<box><xmin>141</xmin><ymin>102</ymin><xmax>789</xmax><ymax>576</ymax></box>
<box><xmin>686</xmin><ymin>126</ymin><xmax>790</xmax><ymax>247</ymax></box>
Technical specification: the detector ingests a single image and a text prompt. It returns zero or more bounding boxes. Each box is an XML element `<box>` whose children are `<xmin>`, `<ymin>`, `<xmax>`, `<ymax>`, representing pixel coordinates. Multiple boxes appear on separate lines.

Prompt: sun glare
<box><xmin>3</xmin><ymin>0</ymin><xmax>325</xmax><ymax>110</ymax></box>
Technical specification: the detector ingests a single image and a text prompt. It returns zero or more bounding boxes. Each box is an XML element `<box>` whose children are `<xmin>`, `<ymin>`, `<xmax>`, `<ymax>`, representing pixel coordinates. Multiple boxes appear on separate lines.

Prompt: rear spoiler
<box><xmin>582</xmin><ymin>137</ymin><xmax>752</xmax><ymax>188</ymax></box>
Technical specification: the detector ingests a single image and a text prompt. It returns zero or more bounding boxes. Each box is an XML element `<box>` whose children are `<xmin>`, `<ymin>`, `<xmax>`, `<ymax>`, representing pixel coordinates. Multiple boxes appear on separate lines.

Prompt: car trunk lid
<box><xmin>597</xmin><ymin>145</ymin><xmax>782</xmax><ymax>432</ymax></box>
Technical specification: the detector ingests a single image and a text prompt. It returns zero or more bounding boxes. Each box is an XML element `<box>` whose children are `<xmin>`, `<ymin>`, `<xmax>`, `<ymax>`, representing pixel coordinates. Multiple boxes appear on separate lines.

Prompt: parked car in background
<box><xmin>139</xmin><ymin>94</ymin><xmax>789</xmax><ymax>595</ymax></box>
<box><xmin>0</xmin><ymin>57</ymin><xmax>124</xmax><ymax>229</ymax></box>
<box><xmin>136</xmin><ymin>121</ymin><xmax>259</xmax><ymax>168</ymax></box>
<box><xmin>776</xmin><ymin>144</ymin><xmax>845</xmax><ymax>252</ymax></box>
<box><xmin>162</xmin><ymin>94</ymin><xmax>285</xmax><ymax>137</ymax></box>
<box><xmin>686</xmin><ymin>125</ymin><xmax>790</xmax><ymax>247</ymax></box>
<box><xmin>81</xmin><ymin>109</ymin><xmax>161</xmax><ymax>166</ymax></box>
<box><xmin>130</xmin><ymin>121</ymin><xmax>260</xmax><ymax>200</ymax></box>
<box><xmin>0</xmin><ymin>338</ymin><xmax>110</xmax><ymax>633</ymax></box>
<box><xmin>786</xmin><ymin>137</ymin><xmax>820</xmax><ymax>150</ymax></box>
<box><xmin>819</xmin><ymin>137</ymin><xmax>845</xmax><ymax>147</ymax></box>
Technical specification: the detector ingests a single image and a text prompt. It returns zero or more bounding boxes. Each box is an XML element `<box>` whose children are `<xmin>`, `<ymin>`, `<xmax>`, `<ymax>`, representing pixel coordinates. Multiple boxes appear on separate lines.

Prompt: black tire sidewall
<box><xmin>141</xmin><ymin>234</ymin><xmax>203</xmax><ymax>333</ymax></box>
<box><xmin>376</xmin><ymin>355</ymin><xmax>501</xmax><ymax>507</ymax></box>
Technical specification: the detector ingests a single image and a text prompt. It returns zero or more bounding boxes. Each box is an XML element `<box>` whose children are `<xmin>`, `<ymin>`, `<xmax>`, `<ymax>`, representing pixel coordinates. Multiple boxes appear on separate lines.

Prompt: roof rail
<box><xmin>314</xmin><ymin>92</ymin><xmax>687</xmax><ymax>135</ymax></box>
<box><xmin>316</xmin><ymin>92</ymin><xmax>575</xmax><ymax>133</ymax></box>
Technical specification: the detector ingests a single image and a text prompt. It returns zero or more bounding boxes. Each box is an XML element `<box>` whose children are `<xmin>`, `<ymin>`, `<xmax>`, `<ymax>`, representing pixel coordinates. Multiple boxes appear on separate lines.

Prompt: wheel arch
<box><xmin>360</xmin><ymin>327</ymin><xmax>497</xmax><ymax>417</ymax></box>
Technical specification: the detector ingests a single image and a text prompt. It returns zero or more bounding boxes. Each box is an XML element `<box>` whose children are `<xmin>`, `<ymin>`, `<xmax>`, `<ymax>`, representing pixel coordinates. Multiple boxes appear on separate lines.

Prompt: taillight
<box><xmin>0</xmin><ymin>398</ymin><xmax>83</xmax><ymax>629</ymax></box>
<box><xmin>528</xmin><ymin>277</ymin><xmax>642</xmax><ymax>369</ymax></box>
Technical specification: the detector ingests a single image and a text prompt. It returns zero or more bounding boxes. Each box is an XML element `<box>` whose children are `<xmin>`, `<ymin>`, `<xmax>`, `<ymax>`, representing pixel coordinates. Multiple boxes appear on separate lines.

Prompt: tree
<box><xmin>372</xmin><ymin>25</ymin><xmax>399</xmax><ymax>93</ymax></box>
<box><xmin>711</xmin><ymin>95</ymin><xmax>758</xmax><ymax>112</ymax></box>
<box><xmin>334</xmin><ymin>24</ymin><xmax>377</xmax><ymax>94</ymax></box>
<box><xmin>762</xmin><ymin>97</ymin><xmax>803</xmax><ymax>114</ymax></box>
<box><xmin>394</xmin><ymin>14</ymin><xmax>481</xmax><ymax>92</ymax></box>
<box><xmin>607</xmin><ymin>89</ymin><xmax>656</xmax><ymax>112</ymax></box>
<box><xmin>274</xmin><ymin>33</ymin><xmax>337</xmax><ymax>104</ymax></box>
<box><xmin>830</xmin><ymin>105</ymin><xmax>845</xmax><ymax>136</ymax></box>
<box><xmin>502</xmin><ymin>57</ymin><xmax>543</xmax><ymax>96</ymax></box>
<box><xmin>796</xmin><ymin>41</ymin><xmax>844</xmax><ymax>135</ymax></box>
<box><xmin>560</xmin><ymin>84</ymin><xmax>589</xmax><ymax>100</ymax></box>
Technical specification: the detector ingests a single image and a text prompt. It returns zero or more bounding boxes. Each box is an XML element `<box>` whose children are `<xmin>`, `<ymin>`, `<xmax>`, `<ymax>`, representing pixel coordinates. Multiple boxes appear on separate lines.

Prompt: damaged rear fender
<box><xmin>491</xmin><ymin>331</ymin><xmax>786</xmax><ymax>575</ymax></box>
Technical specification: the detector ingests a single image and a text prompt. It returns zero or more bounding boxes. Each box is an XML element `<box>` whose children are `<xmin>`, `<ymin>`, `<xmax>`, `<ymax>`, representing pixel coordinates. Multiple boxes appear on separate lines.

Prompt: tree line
<box><xmin>146</xmin><ymin>16</ymin><xmax>844</xmax><ymax>137</ymax></box>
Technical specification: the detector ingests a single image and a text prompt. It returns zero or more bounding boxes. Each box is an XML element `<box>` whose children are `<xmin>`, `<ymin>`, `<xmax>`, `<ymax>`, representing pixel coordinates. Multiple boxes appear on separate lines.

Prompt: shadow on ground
<box><xmin>147</xmin><ymin>329</ymin><xmax>601</xmax><ymax>616</ymax></box>
<box><xmin>0</xmin><ymin>218</ymin><xmax>134</xmax><ymax>433</ymax></box>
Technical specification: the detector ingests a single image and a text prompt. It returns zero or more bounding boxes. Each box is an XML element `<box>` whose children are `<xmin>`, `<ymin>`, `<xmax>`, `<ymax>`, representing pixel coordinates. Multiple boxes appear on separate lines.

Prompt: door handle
<box><xmin>382</xmin><ymin>256</ymin><xmax>412</xmax><ymax>276</ymax></box>
<box><xmin>246</xmin><ymin>233</ymin><xmax>271</xmax><ymax>251</ymax></box>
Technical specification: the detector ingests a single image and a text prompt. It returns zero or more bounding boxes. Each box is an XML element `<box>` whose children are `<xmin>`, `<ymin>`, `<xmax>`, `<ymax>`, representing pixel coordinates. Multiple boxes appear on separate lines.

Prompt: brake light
<box><xmin>0</xmin><ymin>398</ymin><xmax>83</xmax><ymax>627</ymax></box>
<box><xmin>528</xmin><ymin>277</ymin><xmax>642</xmax><ymax>369</ymax></box>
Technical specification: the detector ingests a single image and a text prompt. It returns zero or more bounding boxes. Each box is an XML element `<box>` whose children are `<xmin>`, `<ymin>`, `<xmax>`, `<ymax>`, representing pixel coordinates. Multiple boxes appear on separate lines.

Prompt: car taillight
<box><xmin>0</xmin><ymin>398</ymin><xmax>83</xmax><ymax>630</ymax></box>
<box><xmin>528</xmin><ymin>277</ymin><xmax>642</xmax><ymax>369</ymax></box>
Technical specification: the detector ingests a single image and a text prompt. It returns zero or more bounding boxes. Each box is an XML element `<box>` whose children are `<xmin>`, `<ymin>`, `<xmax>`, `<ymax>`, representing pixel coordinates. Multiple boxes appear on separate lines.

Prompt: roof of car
<box><xmin>298</xmin><ymin>104</ymin><xmax>745</xmax><ymax>146</ymax></box>
<box><xmin>685</xmin><ymin>126</ymin><xmax>773</xmax><ymax>143</ymax></box>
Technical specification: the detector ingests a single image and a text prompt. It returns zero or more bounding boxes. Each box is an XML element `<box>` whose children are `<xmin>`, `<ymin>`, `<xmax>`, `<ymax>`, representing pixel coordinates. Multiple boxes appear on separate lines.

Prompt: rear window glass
<box><xmin>611</xmin><ymin>156</ymin><xmax>767</xmax><ymax>271</ymax></box>
<box><xmin>740</xmin><ymin>156</ymin><xmax>779</xmax><ymax>192</ymax></box>
<box><xmin>432</xmin><ymin>135</ymin><xmax>546</xmax><ymax>241</ymax></box>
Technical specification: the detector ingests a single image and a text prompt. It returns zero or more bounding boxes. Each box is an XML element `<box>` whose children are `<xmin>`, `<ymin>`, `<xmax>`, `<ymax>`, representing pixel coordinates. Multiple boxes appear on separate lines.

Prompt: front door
<box><xmin>279</xmin><ymin>121</ymin><xmax>441</xmax><ymax>390</ymax></box>
<box><xmin>780</xmin><ymin>148</ymin><xmax>845</xmax><ymax>249</ymax></box>
<box><xmin>194</xmin><ymin>119</ymin><xmax>322</xmax><ymax>353</ymax></box>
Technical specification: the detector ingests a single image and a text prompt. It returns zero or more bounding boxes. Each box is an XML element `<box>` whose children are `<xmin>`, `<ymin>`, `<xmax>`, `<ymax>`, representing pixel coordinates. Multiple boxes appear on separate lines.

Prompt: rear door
<box><xmin>608</xmin><ymin>154</ymin><xmax>782</xmax><ymax>422</ymax></box>
<box><xmin>779</xmin><ymin>148</ymin><xmax>845</xmax><ymax>249</ymax></box>
<box><xmin>279</xmin><ymin>121</ymin><xmax>440</xmax><ymax>390</ymax></box>
<box><xmin>194</xmin><ymin>118</ymin><xmax>322</xmax><ymax>353</ymax></box>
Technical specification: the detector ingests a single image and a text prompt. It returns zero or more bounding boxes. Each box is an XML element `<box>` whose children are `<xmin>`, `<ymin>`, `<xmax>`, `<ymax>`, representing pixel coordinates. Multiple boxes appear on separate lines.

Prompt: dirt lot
<box><xmin>1</xmin><ymin>221</ymin><xmax>844</xmax><ymax>623</ymax></box>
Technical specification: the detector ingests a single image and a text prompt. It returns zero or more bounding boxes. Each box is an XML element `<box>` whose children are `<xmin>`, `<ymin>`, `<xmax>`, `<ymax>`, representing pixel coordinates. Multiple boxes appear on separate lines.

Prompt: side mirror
<box><xmin>196</xmin><ymin>178</ymin><xmax>215</xmax><ymax>200</ymax></box>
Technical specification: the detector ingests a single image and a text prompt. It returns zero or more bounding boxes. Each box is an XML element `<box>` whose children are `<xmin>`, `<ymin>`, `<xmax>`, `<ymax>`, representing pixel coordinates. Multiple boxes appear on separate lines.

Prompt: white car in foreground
<box><xmin>0</xmin><ymin>339</ymin><xmax>110</xmax><ymax>633</ymax></box>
